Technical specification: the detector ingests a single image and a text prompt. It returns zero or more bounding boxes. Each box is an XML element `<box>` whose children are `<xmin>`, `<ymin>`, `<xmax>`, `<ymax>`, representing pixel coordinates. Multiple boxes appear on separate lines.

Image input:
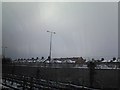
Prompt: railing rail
<box><xmin>2</xmin><ymin>73</ymin><xmax>99</xmax><ymax>90</ymax></box>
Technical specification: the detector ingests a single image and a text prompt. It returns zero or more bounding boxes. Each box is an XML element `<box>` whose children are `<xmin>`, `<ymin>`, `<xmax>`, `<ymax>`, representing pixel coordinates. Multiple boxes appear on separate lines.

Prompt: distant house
<box><xmin>75</xmin><ymin>57</ymin><xmax>86</xmax><ymax>64</ymax></box>
<box><xmin>53</xmin><ymin>57</ymin><xmax>85</xmax><ymax>64</ymax></box>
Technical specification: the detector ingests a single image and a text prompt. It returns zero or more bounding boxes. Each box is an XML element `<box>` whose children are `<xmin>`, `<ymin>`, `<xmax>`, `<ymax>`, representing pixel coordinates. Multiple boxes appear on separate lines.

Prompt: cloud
<box><xmin>2</xmin><ymin>2</ymin><xmax>118</xmax><ymax>59</ymax></box>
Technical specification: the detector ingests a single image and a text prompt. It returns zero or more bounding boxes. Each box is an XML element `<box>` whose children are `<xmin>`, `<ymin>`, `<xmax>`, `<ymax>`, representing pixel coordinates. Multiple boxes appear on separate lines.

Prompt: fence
<box><xmin>2</xmin><ymin>73</ymin><xmax>99</xmax><ymax>90</ymax></box>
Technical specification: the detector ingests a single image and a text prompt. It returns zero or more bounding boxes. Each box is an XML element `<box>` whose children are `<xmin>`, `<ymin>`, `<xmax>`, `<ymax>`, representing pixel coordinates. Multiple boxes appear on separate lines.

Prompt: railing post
<box><xmin>4</xmin><ymin>77</ymin><xmax>6</xmax><ymax>85</ymax></box>
<box><xmin>11</xmin><ymin>74</ymin><xmax>14</xmax><ymax>85</ymax></box>
<box><xmin>87</xmin><ymin>61</ymin><xmax>96</xmax><ymax>88</ymax></box>
<box><xmin>22</xmin><ymin>76</ymin><xmax>26</xmax><ymax>90</ymax></box>
<box><xmin>118</xmin><ymin>62</ymin><xmax>120</xmax><ymax>90</ymax></box>
<box><xmin>36</xmin><ymin>68</ymin><xmax>40</xmax><ymax>79</ymax></box>
<box><xmin>30</xmin><ymin>77</ymin><xmax>33</xmax><ymax>90</ymax></box>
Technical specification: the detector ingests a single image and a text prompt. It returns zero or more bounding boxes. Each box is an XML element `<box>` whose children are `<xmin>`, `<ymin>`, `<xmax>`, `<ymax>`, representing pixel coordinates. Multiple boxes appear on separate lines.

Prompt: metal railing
<box><xmin>2</xmin><ymin>74</ymin><xmax>99</xmax><ymax>90</ymax></box>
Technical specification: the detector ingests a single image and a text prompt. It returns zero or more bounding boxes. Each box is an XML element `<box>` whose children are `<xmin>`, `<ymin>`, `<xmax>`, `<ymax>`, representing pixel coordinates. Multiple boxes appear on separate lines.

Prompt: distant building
<box><xmin>53</xmin><ymin>57</ymin><xmax>86</xmax><ymax>64</ymax></box>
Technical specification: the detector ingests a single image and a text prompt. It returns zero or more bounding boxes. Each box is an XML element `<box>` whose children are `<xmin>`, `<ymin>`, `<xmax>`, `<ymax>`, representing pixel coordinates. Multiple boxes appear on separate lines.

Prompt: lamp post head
<box><xmin>47</xmin><ymin>31</ymin><xmax>56</xmax><ymax>34</ymax></box>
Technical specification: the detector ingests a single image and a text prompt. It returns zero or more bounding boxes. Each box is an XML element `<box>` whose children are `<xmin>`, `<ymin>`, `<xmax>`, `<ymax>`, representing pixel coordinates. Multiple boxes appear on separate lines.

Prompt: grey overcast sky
<box><xmin>2</xmin><ymin>2</ymin><xmax>118</xmax><ymax>59</ymax></box>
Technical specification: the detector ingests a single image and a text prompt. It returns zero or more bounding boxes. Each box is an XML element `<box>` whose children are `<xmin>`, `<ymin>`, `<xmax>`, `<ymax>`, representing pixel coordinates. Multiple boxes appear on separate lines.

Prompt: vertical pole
<box><xmin>87</xmin><ymin>61</ymin><xmax>96</xmax><ymax>88</ymax></box>
<box><xmin>118</xmin><ymin>1</ymin><xmax>120</xmax><ymax>89</ymax></box>
<box><xmin>2</xmin><ymin>47</ymin><xmax>7</xmax><ymax>58</ymax></box>
<box><xmin>30</xmin><ymin>77</ymin><xmax>33</xmax><ymax>90</ymax></box>
<box><xmin>49</xmin><ymin>32</ymin><xmax>52</xmax><ymax>61</ymax></box>
<box><xmin>23</xmin><ymin>76</ymin><xmax>25</xmax><ymax>90</ymax></box>
<box><xmin>118</xmin><ymin>62</ymin><xmax>120</xmax><ymax>90</ymax></box>
<box><xmin>3</xmin><ymin>47</ymin><xmax>4</xmax><ymax>58</ymax></box>
<box><xmin>2</xmin><ymin>47</ymin><xmax>5</xmax><ymax>58</ymax></box>
<box><xmin>47</xmin><ymin>31</ymin><xmax>55</xmax><ymax>61</ymax></box>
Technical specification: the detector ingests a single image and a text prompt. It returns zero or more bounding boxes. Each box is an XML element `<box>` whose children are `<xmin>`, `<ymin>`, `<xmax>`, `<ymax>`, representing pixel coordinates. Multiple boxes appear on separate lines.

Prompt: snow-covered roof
<box><xmin>54</xmin><ymin>60</ymin><xmax>62</xmax><ymax>63</ymax></box>
<box><xmin>102</xmin><ymin>60</ymin><xmax>110</xmax><ymax>62</ymax></box>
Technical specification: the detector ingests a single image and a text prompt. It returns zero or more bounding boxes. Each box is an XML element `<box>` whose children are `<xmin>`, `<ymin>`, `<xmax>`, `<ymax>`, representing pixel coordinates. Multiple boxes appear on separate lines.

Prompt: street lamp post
<box><xmin>2</xmin><ymin>46</ymin><xmax>7</xmax><ymax>58</ymax></box>
<box><xmin>47</xmin><ymin>31</ymin><xmax>56</xmax><ymax>61</ymax></box>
